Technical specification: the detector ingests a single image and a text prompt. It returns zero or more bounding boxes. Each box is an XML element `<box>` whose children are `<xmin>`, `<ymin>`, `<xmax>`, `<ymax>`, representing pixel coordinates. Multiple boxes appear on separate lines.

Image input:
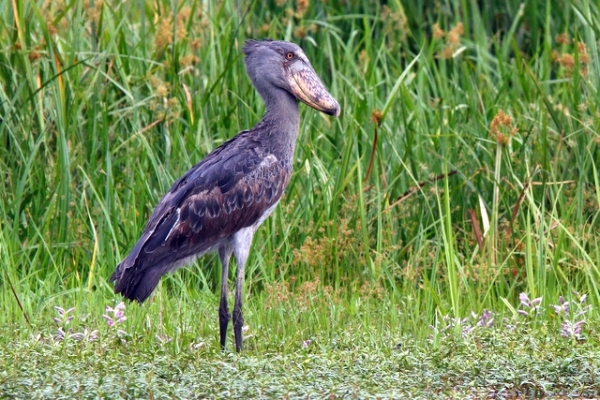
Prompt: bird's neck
<box><xmin>259</xmin><ymin>87</ymin><xmax>301</xmax><ymax>157</ymax></box>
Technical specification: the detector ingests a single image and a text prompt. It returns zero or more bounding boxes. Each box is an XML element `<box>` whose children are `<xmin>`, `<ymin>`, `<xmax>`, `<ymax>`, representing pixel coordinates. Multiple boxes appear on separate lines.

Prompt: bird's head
<box><xmin>243</xmin><ymin>39</ymin><xmax>340</xmax><ymax>118</ymax></box>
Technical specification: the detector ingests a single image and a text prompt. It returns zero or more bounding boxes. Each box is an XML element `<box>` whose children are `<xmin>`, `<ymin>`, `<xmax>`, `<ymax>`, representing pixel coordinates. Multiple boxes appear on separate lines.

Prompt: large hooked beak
<box><xmin>288</xmin><ymin>61</ymin><xmax>340</xmax><ymax>118</ymax></box>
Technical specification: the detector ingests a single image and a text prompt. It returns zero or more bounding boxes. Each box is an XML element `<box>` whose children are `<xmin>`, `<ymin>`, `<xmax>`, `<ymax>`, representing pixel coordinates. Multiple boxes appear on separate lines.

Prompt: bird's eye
<box><xmin>286</xmin><ymin>52</ymin><xmax>294</xmax><ymax>60</ymax></box>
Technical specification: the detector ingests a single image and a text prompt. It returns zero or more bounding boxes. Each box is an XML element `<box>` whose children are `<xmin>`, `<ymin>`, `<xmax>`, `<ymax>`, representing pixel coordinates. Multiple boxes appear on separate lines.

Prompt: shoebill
<box><xmin>111</xmin><ymin>39</ymin><xmax>340</xmax><ymax>352</ymax></box>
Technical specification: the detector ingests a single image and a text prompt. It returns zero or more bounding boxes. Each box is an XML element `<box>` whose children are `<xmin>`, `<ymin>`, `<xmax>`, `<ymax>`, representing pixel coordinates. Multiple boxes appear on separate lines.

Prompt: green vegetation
<box><xmin>1</xmin><ymin>0</ymin><xmax>599</xmax><ymax>397</ymax></box>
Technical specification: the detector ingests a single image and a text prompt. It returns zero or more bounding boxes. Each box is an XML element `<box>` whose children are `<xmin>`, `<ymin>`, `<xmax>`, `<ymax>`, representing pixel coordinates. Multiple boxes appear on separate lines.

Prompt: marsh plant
<box><xmin>430</xmin><ymin>292</ymin><xmax>592</xmax><ymax>343</ymax></box>
<box><xmin>517</xmin><ymin>292</ymin><xmax>544</xmax><ymax>318</ymax></box>
<box><xmin>552</xmin><ymin>292</ymin><xmax>591</xmax><ymax>340</ymax></box>
<box><xmin>53</xmin><ymin>306</ymin><xmax>98</xmax><ymax>343</ymax></box>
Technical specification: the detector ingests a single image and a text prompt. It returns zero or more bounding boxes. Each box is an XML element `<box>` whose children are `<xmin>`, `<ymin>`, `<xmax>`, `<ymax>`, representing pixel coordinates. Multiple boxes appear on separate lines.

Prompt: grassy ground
<box><xmin>2</xmin><ymin>323</ymin><xmax>599</xmax><ymax>398</ymax></box>
<box><xmin>1</xmin><ymin>0</ymin><xmax>600</xmax><ymax>397</ymax></box>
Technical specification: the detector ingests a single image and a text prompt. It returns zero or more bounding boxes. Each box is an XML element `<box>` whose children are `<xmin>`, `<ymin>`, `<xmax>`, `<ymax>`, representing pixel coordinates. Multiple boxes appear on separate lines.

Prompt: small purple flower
<box><xmin>552</xmin><ymin>293</ymin><xmax>592</xmax><ymax>319</ymax></box>
<box><xmin>518</xmin><ymin>293</ymin><xmax>542</xmax><ymax>317</ymax></box>
<box><xmin>550</xmin><ymin>293</ymin><xmax>592</xmax><ymax>340</ymax></box>
<box><xmin>517</xmin><ymin>309</ymin><xmax>530</xmax><ymax>317</ymax></box>
<box><xmin>104</xmin><ymin>302</ymin><xmax>127</xmax><ymax>327</ymax></box>
<box><xmin>53</xmin><ymin>306</ymin><xmax>75</xmax><ymax>325</ymax></box>
<box><xmin>504</xmin><ymin>319</ymin><xmax>516</xmax><ymax>331</ymax></box>
<box><xmin>103</xmin><ymin>314</ymin><xmax>115</xmax><ymax>327</ymax></box>
<box><xmin>560</xmin><ymin>320</ymin><xmax>585</xmax><ymax>339</ymax></box>
<box><xmin>519</xmin><ymin>292</ymin><xmax>543</xmax><ymax>307</ymax></box>
<box><xmin>71</xmin><ymin>328</ymin><xmax>99</xmax><ymax>342</ymax></box>
<box><xmin>519</xmin><ymin>292</ymin><xmax>530</xmax><ymax>307</ymax></box>
<box><xmin>461</xmin><ymin>324</ymin><xmax>475</xmax><ymax>337</ymax></box>
<box><xmin>551</xmin><ymin>295</ymin><xmax>569</xmax><ymax>316</ymax></box>
<box><xmin>477</xmin><ymin>310</ymin><xmax>494</xmax><ymax>328</ymax></box>
<box><xmin>52</xmin><ymin>305</ymin><xmax>99</xmax><ymax>342</ymax></box>
<box><xmin>55</xmin><ymin>327</ymin><xmax>67</xmax><ymax>341</ymax></box>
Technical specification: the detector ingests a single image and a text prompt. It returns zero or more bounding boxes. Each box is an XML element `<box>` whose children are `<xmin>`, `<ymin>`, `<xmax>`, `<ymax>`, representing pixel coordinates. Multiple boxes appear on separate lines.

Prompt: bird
<box><xmin>110</xmin><ymin>39</ymin><xmax>340</xmax><ymax>352</ymax></box>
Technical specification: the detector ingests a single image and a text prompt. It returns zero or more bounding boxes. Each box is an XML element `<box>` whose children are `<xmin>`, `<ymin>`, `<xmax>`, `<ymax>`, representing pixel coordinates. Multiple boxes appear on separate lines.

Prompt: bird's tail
<box><xmin>111</xmin><ymin>260</ymin><xmax>165</xmax><ymax>303</ymax></box>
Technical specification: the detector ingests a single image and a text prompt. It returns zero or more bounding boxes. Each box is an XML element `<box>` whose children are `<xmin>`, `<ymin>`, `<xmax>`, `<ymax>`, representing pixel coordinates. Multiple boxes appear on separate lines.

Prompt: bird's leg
<box><xmin>232</xmin><ymin>228</ymin><xmax>253</xmax><ymax>352</ymax></box>
<box><xmin>233</xmin><ymin>263</ymin><xmax>245</xmax><ymax>353</ymax></box>
<box><xmin>218</xmin><ymin>246</ymin><xmax>233</xmax><ymax>350</ymax></box>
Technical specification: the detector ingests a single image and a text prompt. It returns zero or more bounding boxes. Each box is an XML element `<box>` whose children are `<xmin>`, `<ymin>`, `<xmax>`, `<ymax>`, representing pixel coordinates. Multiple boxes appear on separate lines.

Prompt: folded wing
<box><xmin>111</xmin><ymin>140</ymin><xmax>291</xmax><ymax>302</ymax></box>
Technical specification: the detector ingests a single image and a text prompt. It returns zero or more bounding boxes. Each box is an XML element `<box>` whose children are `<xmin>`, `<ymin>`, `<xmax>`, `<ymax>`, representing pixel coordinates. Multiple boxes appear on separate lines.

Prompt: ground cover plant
<box><xmin>1</xmin><ymin>0</ymin><xmax>600</xmax><ymax>397</ymax></box>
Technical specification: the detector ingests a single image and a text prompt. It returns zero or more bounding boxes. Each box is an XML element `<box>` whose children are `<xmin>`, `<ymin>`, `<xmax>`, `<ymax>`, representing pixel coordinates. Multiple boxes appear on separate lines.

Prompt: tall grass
<box><xmin>1</xmin><ymin>0</ymin><xmax>599</xmax><ymax>350</ymax></box>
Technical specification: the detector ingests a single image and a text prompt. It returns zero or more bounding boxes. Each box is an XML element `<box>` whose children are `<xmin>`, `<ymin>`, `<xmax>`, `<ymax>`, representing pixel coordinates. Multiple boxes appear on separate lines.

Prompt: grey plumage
<box><xmin>111</xmin><ymin>39</ymin><xmax>340</xmax><ymax>352</ymax></box>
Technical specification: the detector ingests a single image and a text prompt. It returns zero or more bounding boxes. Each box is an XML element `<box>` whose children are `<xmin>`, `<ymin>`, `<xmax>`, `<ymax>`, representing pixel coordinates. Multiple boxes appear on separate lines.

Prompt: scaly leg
<box><xmin>218</xmin><ymin>245</ymin><xmax>233</xmax><ymax>350</ymax></box>
<box><xmin>232</xmin><ymin>227</ymin><xmax>253</xmax><ymax>352</ymax></box>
